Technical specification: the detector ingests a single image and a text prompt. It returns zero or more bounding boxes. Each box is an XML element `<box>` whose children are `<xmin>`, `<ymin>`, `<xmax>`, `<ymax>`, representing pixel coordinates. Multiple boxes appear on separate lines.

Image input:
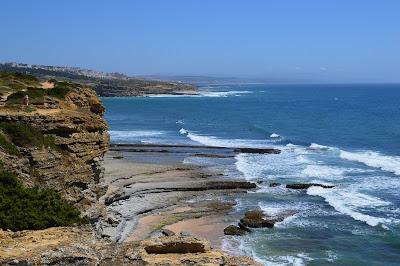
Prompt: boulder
<box><xmin>224</xmin><ymin>225</ymin><xmax>247</xmax><ymax>236</ymax></box>
<box><xmin>239</xmin><ymin>210</ymin><xmax>275</xmax><ymax>228</ymax></box>
<box><xmin>142</xmin><ymin>236</ymin><xmax>209</xmax><ymax>254</ymax></box>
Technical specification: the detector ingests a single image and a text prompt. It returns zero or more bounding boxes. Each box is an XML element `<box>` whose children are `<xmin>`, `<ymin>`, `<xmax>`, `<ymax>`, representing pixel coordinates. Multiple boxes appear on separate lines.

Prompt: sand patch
<box><xmin>40</xmin><ymin>81</ymin><xmax>55</xmax><ymax>89</ymax></box>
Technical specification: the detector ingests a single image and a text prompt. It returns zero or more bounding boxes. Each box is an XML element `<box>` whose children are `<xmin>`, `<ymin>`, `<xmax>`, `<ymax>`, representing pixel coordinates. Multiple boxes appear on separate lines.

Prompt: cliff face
<box><xmin>0</xmin><ymin>76</ymin><xmax>109</xmax><ymax>218</ymax></box>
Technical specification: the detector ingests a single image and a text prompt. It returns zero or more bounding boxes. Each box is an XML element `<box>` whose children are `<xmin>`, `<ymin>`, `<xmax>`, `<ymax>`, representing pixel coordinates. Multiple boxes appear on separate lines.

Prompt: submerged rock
<box><xmin>286</xmin><ymin>183</ymin><xmax>334</xmax><ymax>189</ymax></box>
<box><xmin>269</xmin><ymin>182</ymin><xmax>281</xmax><ymax>187</ymax></box>
<box><xmin>235</xmin><ymin>148</ymin><xmax>281</xmax><ymax>154</ymax></box>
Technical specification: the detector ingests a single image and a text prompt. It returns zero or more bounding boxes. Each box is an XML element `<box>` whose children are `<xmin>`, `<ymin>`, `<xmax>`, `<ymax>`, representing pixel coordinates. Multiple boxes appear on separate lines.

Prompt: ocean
<box><xmin>103</xmin><ymin>84</ymin><xmax>400</xmax><ymax>265</ymax></box>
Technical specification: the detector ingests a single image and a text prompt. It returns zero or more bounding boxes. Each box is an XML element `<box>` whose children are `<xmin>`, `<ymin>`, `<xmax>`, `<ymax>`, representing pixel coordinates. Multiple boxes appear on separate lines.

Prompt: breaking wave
<box><xmin>179</xmin><ymin>128</ymin><xmax>272</xmax><ymax>148</ymax></box>
<box><xmin>307</xmin><ymin>186</ymin><xmax>392</xmax><ymax>227</ymax></box>
<box><xmin>340</xmin><ymin>150</ymin><xmax>400</xmax><ymax>176</ymax></box>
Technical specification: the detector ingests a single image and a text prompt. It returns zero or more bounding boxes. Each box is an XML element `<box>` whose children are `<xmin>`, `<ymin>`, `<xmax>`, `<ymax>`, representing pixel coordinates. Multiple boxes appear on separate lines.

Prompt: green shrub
<box><xmin>0</xmin><ymin>122</ymin><xmax>58</xmax><ymax>150</ymax></box>
<box><xmin>0</xmin><ymin>133</ymin><xmax>20</xmax><ymax>156</ymax></box>
<box><xmin>0</xmin><ymin>170</ymin><xmax>87</xmax><ymax>231</ymax></box>
<box><xmin>6</xmin><ymin>87</ymin><xmax>46</xmax><ymax>104</ymax></box>
<box><xmin>47</xmin><ymin>84</ymin><xmax>71</xmax><ymax>98</ymax></box>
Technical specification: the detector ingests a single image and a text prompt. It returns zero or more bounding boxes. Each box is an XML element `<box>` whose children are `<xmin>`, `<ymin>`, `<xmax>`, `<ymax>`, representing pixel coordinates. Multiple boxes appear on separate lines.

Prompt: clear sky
<box><xmin>1</xmin><ymin>0</ymin><xmax>399</xmax><ymax>83</ymax></box>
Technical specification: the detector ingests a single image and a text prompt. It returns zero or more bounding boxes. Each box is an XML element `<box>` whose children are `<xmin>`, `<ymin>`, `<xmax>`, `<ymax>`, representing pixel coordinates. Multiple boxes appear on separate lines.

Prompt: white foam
<box><xmin>270</xmin><ymin>133</ymin><xmax>280</xmax><ymax>138</ymax></box>
<box><xmin>302</xmin><ymin>164</ymin><xmax>371</xmax><ymax>181</ymax></box>
<box><xmin>340</xmin><ymin>150</ymin><xmax>400</xmax><ymax>176</ymax></box>
<box><xmin>235</xmin><ymin>151</ymin><xmax>309</xmax><ymax>181</ymax></box>
<box><xmin>176</xmin><ymin>119</ymin><xmax>184</xmax><ymax>125</ymax></box>
<box><xmin>179</xmin><ymin>128</ymin><xmax>271</xmax><ymax>148</ymax></box>
<box><xmin>258</xmin><ymin>200</ymin><xmax>333</xmax><ymax>229</ymax></box>
<box><xmin>149</xmin><ymin>90</ymin><xmax>251</xmax><ymax>98</ymax></box>
<box><xmin>179</xmin><ymin>128</ymin><xmax>188</xmax><ymax>135</ymax></box>
<box><xmin>199</xmin><ymin>90</ymin><xmax>252</xmax><ymax>97</ymax></box>
<box><xmin>302</xmin><ymin>165</ymin><xmax>346</xmax><ymax>179</ymax></box>
<box><xmin>286</xmin><ymin>143</ymin><xmax>298</xmax><ymax>147</ymax></box>
<box><xmin>309</xmin><ymin>143</ymin><xmax>332</xmax><ymax>151</ymax></box>
<box><xmin>307</xmin><ymin>186</ymin><xmax>391</xmax><ymax>227</ymax></box>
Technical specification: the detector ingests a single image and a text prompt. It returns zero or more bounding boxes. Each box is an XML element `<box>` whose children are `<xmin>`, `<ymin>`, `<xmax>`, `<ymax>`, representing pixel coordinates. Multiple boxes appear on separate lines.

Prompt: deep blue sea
<box><xmin>103</xmin><ymin>84</ymin><xmax>400</xmax><ymax>265</ymax></box>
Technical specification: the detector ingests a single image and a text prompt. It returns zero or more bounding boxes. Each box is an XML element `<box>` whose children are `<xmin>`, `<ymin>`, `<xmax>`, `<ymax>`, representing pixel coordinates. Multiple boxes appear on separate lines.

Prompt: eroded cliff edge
<box><xmin>0</xmin><ymin>72</ymin><xmax>109</xmax><ymax>219</ymax></box>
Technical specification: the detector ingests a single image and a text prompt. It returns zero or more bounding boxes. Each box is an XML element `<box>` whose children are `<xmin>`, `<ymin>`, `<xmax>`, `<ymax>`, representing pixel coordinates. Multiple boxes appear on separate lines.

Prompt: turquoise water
<box><xmin>103</xmin><ymin>84</ymin><xmax>400</xmax><ymax>265</ymax></box>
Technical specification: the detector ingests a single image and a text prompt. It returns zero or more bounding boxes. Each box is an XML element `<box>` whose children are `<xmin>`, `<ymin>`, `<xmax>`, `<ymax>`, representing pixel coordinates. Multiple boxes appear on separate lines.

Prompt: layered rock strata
<box><xmin>0</xmin><ymin>86</ymin><xmax>109</xmax><ymax>218</ymax></box>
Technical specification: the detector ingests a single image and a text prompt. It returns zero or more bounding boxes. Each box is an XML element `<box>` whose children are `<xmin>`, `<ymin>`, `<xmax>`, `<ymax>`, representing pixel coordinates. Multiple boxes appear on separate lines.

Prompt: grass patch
<box><xmin>0</xmin><ymin>122</ymin><xmax>59</xmax><ymax>150</ymax></box>
<box><xmin>0</xmin><ymin>169</ymin><xmax>88</xmax><ymax>231</ymax></box>
<box><xmin>0</xmin><ymin>71</ymin><xmax>39</xmax><ymax>85</ymax></box>
<box><xmin>0</xmin><ymin>133</ymin><xmax>20</xmax><ymax>156</ymax></box>
<box><xmin>0</xmin><ymin>71</ymin><xmax>40</xmax><ymax>91</ymax></box>
<box><xmin>5</xmin><ymin>79</ymin><xmax>74</xmax><ymax>105</ymax></box>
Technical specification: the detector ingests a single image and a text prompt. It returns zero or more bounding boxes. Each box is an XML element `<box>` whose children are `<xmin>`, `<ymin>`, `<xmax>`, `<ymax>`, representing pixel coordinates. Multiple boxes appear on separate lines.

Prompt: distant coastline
<box><xmin>0</xmin><ymin>62</ymin><xmax>198</xmax><ymax>97</ymax></box>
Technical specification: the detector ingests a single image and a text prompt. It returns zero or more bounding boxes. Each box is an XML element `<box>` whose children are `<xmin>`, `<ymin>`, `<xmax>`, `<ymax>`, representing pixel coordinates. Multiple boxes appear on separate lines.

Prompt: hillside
<box><xmin>0</xmin><ymin>72</ymin><xmax>109</xmax><ymax>226</ymax></box>
<box><xmin>0</xmin><ymin>63</ymin><xmax>198</xmax><ymax>97</ymax></box>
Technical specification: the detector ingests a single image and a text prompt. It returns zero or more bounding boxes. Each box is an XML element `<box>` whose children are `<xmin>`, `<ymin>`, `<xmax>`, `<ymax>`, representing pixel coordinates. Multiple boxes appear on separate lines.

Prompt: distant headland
<box><xmin>0</xmin><ymin>62</ymin><xmax>198</xmax><ymax>97</ymax></box>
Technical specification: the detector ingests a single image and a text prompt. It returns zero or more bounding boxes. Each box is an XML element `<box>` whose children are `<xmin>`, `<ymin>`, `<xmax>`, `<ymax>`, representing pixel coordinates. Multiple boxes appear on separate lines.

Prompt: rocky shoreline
<box><xmin>97</xmin><ymin>144</ymin><xmax>262</xmax><ymax>243</ymax></box>
<box><xmin>0</xmin><ymin>73</ymin><xmax>261</xmax><ymax>265</ymax></box>
<box><xmin>0</xmin><ymin>143</ymin><xmax>264</xmax><ymax>265</ymax></box>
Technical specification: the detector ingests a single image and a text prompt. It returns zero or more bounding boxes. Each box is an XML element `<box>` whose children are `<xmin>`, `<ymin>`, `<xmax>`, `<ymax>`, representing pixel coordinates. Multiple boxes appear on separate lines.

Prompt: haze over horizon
<box><xmin>1</xmin><ymin>0</ymin><xmax>399</xmax><ymax>83</ymax></box>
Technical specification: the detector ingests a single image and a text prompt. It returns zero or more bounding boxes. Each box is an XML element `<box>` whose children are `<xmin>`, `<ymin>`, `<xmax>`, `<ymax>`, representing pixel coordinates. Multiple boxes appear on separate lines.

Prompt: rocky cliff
<box><xmin>0</xmin><ymin>72</ymin><xmax>109</xmax><ymax>218</ymax></box>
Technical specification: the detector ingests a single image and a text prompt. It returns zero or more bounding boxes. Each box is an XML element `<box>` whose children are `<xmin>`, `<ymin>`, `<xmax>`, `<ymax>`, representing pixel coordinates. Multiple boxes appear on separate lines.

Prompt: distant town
<box><xmin>1</xmin><ymin>62</ymin><xmax>128</xmax><ymax>80</ymax></box>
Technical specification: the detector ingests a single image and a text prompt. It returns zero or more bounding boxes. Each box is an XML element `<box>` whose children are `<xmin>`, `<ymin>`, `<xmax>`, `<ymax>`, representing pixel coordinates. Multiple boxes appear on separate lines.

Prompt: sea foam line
<box><xmin>179</xmin><ymin>128</ymin><xmax>273</xmax><ymax>148</ymax></box>
<box><xmin>340</xmin><ymin>150</ymin><xmax>400</xmax><ymax>176</ymax></box>
<box><xmin>307</xmin><ymin>186</ymin><xmax>391</xmax><ymax>228</ymax></box>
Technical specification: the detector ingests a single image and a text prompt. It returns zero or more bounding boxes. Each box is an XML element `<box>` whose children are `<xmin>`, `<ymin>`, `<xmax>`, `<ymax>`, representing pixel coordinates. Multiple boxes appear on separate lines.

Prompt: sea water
<box><xmin>103</xmin><ymin>84</ymin><xmax>400</xmax><ymax>265</ymax></box>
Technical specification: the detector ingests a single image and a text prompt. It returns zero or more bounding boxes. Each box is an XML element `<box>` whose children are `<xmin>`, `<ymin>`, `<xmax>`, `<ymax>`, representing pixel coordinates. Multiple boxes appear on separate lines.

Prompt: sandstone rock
<box><xmin>224</xmin><ymin>225</ymin><xmax>247</xmax><ymax>236</ymax></box>
<box><xmin>142</xmin><ymin>236</ymin><xmax>208</xmax><ymax>254</ymax></box>
<box><xmin>240</xmin><ymin>210</ymin><xmax>275</xmax><ymax>228</ymax></box>
<box><xmin>0</xmin><ymin>228</ymin><xmax>261</xmax><ymax>266</ymax></box>
<box><xmin>0</xmin><ymin>86</ymin><xmax>109</xmax><ymax>219</ymax></box>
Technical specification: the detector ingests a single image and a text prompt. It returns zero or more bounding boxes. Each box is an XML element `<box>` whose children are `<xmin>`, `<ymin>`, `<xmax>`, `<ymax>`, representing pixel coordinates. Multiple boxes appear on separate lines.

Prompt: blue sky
<box><xmin>1</xmin><ymin>0</ymin><xmax>399</xmax><ymax>82</ymax></box>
